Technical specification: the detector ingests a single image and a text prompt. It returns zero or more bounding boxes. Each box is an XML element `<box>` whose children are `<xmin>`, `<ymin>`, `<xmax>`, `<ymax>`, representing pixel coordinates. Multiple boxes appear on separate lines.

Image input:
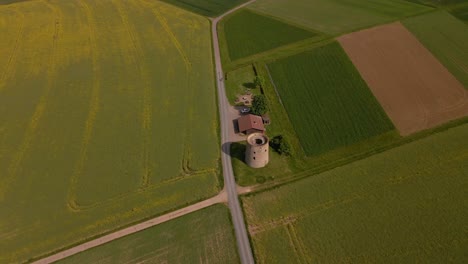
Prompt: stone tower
<box><xmin>245</xmin><ymin>133</ymin><xmax>269</xmax><ymax>168</ymax></box>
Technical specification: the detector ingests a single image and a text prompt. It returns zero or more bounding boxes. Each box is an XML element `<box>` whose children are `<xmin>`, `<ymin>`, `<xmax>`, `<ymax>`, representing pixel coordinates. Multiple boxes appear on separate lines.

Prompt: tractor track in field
<box><xmin>68</xmin><ymin>0</ymin><xmax>102</xmax><ymax>212</ymax></box>
<box><xmin>0</xmin><ymin>6</ymin><xmax>24</xmax><ymax>92</ymax></box>
<box><xmin>142</xmin><ymin>0</ymin><xmax>192</xmax><ymax>72</ymax></box>
<box><xmin>0</xmin><ymin>2</ymin><xmax>61</xmax><ymax>201</ymax></box>
<box><xmin>61</xmin><ymin>166</ymin><xmax>218</xmax><ymax>213</ymax></box>
<box><xmin>112</xmin><ymin>0</ymin><xmax>153</xmax><ymax>188</ymax></box>
<box><xmin>32</xmin><ymin>1</ymin><xmax>258</xmax><ymax>263</ymax></box>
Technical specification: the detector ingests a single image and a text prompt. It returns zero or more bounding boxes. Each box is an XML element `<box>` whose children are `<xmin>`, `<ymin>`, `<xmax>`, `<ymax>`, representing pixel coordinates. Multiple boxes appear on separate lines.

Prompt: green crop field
<box><xmin>0</xmin><ymin>0</ymin><xmax>28</xmax><ymax>4</ymax></box>
<box><xmin>58</xmin><ymin>205</ymin><xmax>239</xmax><ymax>264</ymax></box>
<box><xmin>267</xmin><ymin>42</ymin><xmax>394</xmax><ymax>156</ymax></box>
<box><xmin>402</xmin><ymin>0</ymin><xmax>468</xmax><ymax>7</ymax></box>
<box><xmin>450</xmin><ymin>4</ymin><xmax>468</xmax><ymax>22</ymax></box>
<box><xmin>242</xmin><ymin>124</ymin><xmax>468</xmax><ymax>263</ymax></box>
<box><xmin>248</xmin><ymin>0</ymin><xmax>432</xmax><ymax>35</ymax></box>
<box><xmin>0</xmin><ymin>0</ymin><xmax>220</xmax><ymax>262</ymax></box>
<box><xmin>160</xmin><ymin>0</ymin><xmax>248</xmax><ymax>17</ymax></box>
<box><xmin>403</xmin><ymin>11</ymin><xmax>468</xmax><ymax>88</ymax></box>
<box><xmin>221</xmin><ymin>10</ymin><xmax>318</xmax><ymax>61</ymax></box>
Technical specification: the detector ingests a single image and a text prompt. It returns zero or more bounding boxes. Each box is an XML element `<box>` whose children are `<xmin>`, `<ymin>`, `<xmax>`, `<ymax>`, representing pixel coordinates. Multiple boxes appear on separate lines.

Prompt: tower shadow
<box><xmin>222</xmin><ymin>142</ymin><xmax>246</xmax><ymax>163</ymax></box>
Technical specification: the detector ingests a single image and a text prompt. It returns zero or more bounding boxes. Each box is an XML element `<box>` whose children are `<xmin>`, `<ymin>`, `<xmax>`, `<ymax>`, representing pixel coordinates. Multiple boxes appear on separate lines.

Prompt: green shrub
<box><xmin>270</xmin><ymin>135</ymin><xmax>291</xmax><ymax>156</ymax></box>
<box><xmin>254</xmin><ymin>76</ymin><xmax>265</xmax><ymax>88</ymax></box>
<box><xmin>251</xmin><ymin>94</ymin><xmax>268</xmax><ymax>115</ymax></box>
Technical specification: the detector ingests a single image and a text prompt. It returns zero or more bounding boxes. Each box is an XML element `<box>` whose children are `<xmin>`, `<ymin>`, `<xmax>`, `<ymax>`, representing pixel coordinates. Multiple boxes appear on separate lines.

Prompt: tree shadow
<box><xmin>242</xmin><ymin>82</ymin><xmax>256</xmax><ymax>89</ymax></box>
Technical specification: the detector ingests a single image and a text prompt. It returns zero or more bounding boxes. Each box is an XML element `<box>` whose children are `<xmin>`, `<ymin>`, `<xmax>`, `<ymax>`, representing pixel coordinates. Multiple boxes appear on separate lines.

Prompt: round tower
<box><xmin>245</xmin><ymin>133</ymin><xmax>269</xmax><ymax>168</ymax></box>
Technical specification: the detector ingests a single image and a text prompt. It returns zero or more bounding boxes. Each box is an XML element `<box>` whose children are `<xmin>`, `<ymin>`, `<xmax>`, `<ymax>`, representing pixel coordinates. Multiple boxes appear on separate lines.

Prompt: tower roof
<box><xmin>238</xmin><ymin>114</ymin><xmax>265</xmax><ymax>133</ymax></box>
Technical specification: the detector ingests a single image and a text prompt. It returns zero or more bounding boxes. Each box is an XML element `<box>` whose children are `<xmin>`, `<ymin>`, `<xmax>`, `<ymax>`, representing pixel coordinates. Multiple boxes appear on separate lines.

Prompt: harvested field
<box><xmin>58</xmin><ymin>205</ymin><xmax>239</xmax><ymax>264</ymax></box>
<box><xmin>338</xmin><ymin>22</ymin><xmax>468</xmax><ymax>136</ymax></box>
<box><xmin>267</xmin><ymin>42</ymin><xmax>394</xmax><ymax>156</ymax></box>
<box><xmin>221</xmin><ymin>10</ymin><xmax>318</xmax><ymax>61</ymax></box>
<box><xmin>243</xmin><ymin>124</ymin><xmax>468</xmax><ymax>263</ymax></box>
<box><xmin>403</xmin><ymin>11</ymin><xmax>468</xmax><ymax>88</ymax></box>
<box><xmin>0</xmin><ymin>0</ymin><xmax>219</xmax><ymax>262</ymax></box>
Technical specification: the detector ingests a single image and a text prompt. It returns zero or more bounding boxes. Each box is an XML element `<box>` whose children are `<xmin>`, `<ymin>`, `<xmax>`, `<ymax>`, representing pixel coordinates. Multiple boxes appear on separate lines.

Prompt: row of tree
<box><xmin>251</xmin><ymin>75</ymin><xmax>291</xmax><ymax>156</ymax></box>
<box><xmin>251</xmin><ymin>75</ymin><xmax>268</xmax><ymax>115</ymax></box>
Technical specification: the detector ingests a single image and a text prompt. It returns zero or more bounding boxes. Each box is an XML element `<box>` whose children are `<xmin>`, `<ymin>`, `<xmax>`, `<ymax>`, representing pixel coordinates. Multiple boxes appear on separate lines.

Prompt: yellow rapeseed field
<box><xmin>0</xmin><ymin>0</ymin><xmax>219</xmax><ymax>262</ymax></box>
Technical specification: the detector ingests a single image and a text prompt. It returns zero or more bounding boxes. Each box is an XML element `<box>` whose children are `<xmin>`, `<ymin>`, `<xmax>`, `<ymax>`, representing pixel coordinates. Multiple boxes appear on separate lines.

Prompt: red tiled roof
<box><xmin>238</xmin><ymin>114</ymin><xmax>265</xmax><ymax>133</ymax></box>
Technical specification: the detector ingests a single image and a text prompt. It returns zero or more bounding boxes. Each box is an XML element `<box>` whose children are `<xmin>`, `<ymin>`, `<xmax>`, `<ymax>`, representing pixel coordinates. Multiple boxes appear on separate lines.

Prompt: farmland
<box><xmin>450</xmin><ymin>3</ymin><xmax>468</xmax><ymax>22</ymax></box>
<box><xmin>267</xmin><ymin>42</ymin><xmax>394</xmax><ymax>156</ymax></box>
<box><xmin>339</xmin><ymin>22</ymin><xmax>468</xmax><ymax>136</ymax></box>
<box><xmin>403</xmin><ymin>11</ymin><xmax>468</xmax><ymax>88</ymax></box>
<box><xmin>248</xmin><ymin>0</ymin><xmax>432</xmax><ymax>35</ymax></box>
<box><xmin>221</xmin><ymin>10</ymin><xmax>318</xmax><ymax>61</ymax></box>
<box><xmin>242</xmin><ymin>124</ymin><xmax>468</xmax><ymax>263</ymax></box>
<box><xmin>403</xmin><ymin>0</ymin><xmax>468</xmax><ymax>7</ymax></box>
<box><xmin>160</xmin><ymin>0</ymin><xmax>248</xmax><ymax>17</ymax></box>
<box><xmin>59</xmin><ymin>205</ymin><xmax>239</xmax><ymax>264</ymax></box>
<box><xmin>0</xmin><ymin>0</ymin><xmax>219</xmax><ymax>262</ymax></box>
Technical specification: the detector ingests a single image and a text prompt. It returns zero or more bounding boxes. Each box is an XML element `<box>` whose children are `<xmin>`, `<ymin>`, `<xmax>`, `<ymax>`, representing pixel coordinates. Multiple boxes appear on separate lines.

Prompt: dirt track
<box><xmin>338</xmin><ymin>22</ymin><xmax>468</xmax><ymax>136</ymax></box>
<box><xmin>32</xmin><ymin>191</ymin><xmax>227</xmax><ymax>264</ymax></box>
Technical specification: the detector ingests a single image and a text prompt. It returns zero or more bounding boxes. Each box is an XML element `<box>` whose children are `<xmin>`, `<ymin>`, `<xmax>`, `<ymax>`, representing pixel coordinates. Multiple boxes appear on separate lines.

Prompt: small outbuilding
<box><xmin>261</xmin><ymin>114</ymin><xmax>270</xmax><ymax>125</ymax></box>
<box><xmin>237</xmin><ymin>114</ymin><xmax>265</xmax><ymax>135</ymax></box>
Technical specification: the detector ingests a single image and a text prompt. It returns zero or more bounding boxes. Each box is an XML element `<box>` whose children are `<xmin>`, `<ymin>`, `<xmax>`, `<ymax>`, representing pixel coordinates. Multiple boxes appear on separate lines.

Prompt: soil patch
<box><xmin>338</xmin><ymin>22</ymin><xmax>468</xmax><ymax>135</ymax></box>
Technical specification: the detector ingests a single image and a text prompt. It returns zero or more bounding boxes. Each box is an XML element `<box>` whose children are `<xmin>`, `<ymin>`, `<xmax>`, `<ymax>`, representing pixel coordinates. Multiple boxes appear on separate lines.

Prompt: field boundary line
<box><xmin>223</xmin><ymin>37</ymin><xmax>333</xmax><ymax>72</ymax></box>
<box><xmin>142</xmin><ymin>0</ymin><xmax>192</xmax><ymax>71</ymax></box>
<box><xmin>0</xmin><ymin>6</ymin><xmax>24</xmax><ymax>92</ymax></box>
<box><xmin>68</xmin><ymin>0</ymin><xmax>101</xmax><ymax>211</ymax></box>
<box><xmin>32</xmin><ymin>192</ymin><xmax>227</xmax><ymax>264</ymax></box>
<box><xmin>0</xmin><ymin>2</ymin><xmax>61</xmax><ymax>201</ymax></box>
<box><xmin>264</xmin><ymin>64</ymin><xmax>285</xmax><ymax>108</ymax></box>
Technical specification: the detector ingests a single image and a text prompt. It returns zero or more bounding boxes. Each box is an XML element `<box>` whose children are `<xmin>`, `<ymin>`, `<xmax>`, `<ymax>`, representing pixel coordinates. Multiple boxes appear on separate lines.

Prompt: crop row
<box><xmin>267</xmin><ymin>42</ymin><xmax>394</xmax><ymax>156</ymax></box>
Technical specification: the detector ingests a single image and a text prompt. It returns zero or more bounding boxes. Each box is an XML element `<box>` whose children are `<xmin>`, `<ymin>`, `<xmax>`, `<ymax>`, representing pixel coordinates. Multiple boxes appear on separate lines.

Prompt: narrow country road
<box><xmin>211</xmin><ymin>1</ymin><xmax>257</xmax><ymax>263</ymax></box>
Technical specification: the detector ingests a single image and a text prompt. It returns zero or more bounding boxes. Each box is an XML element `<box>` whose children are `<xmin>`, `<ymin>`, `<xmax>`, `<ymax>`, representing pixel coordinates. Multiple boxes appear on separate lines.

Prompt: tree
<box><xmin>270</xmin><ymin>135</ymin><xmax>291</xmax><ymax>156</ymax></box>
<box><xmin>251</xmin><ymin>94</ymin><xmax>268</xmax><ymax>115</ymax></box>
<box><xmin>253</xmin><ymin>76</ymin><xmax>265</xmax><ymax>88</ymax></box>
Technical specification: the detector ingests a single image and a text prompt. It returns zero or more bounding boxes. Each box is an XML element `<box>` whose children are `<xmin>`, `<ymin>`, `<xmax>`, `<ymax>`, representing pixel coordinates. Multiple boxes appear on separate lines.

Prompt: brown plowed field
<box><xmin>338</xmin><ymin>22</ymin><xmax>468</xmax><ymax>136</ymax></box>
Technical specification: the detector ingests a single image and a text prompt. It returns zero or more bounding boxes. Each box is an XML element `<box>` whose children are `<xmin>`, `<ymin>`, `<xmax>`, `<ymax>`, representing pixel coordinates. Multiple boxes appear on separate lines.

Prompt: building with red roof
<box><xmin>237</xmin><ymin>114</ymin><xmax>265</xmax><ymax>135</ymax></box>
